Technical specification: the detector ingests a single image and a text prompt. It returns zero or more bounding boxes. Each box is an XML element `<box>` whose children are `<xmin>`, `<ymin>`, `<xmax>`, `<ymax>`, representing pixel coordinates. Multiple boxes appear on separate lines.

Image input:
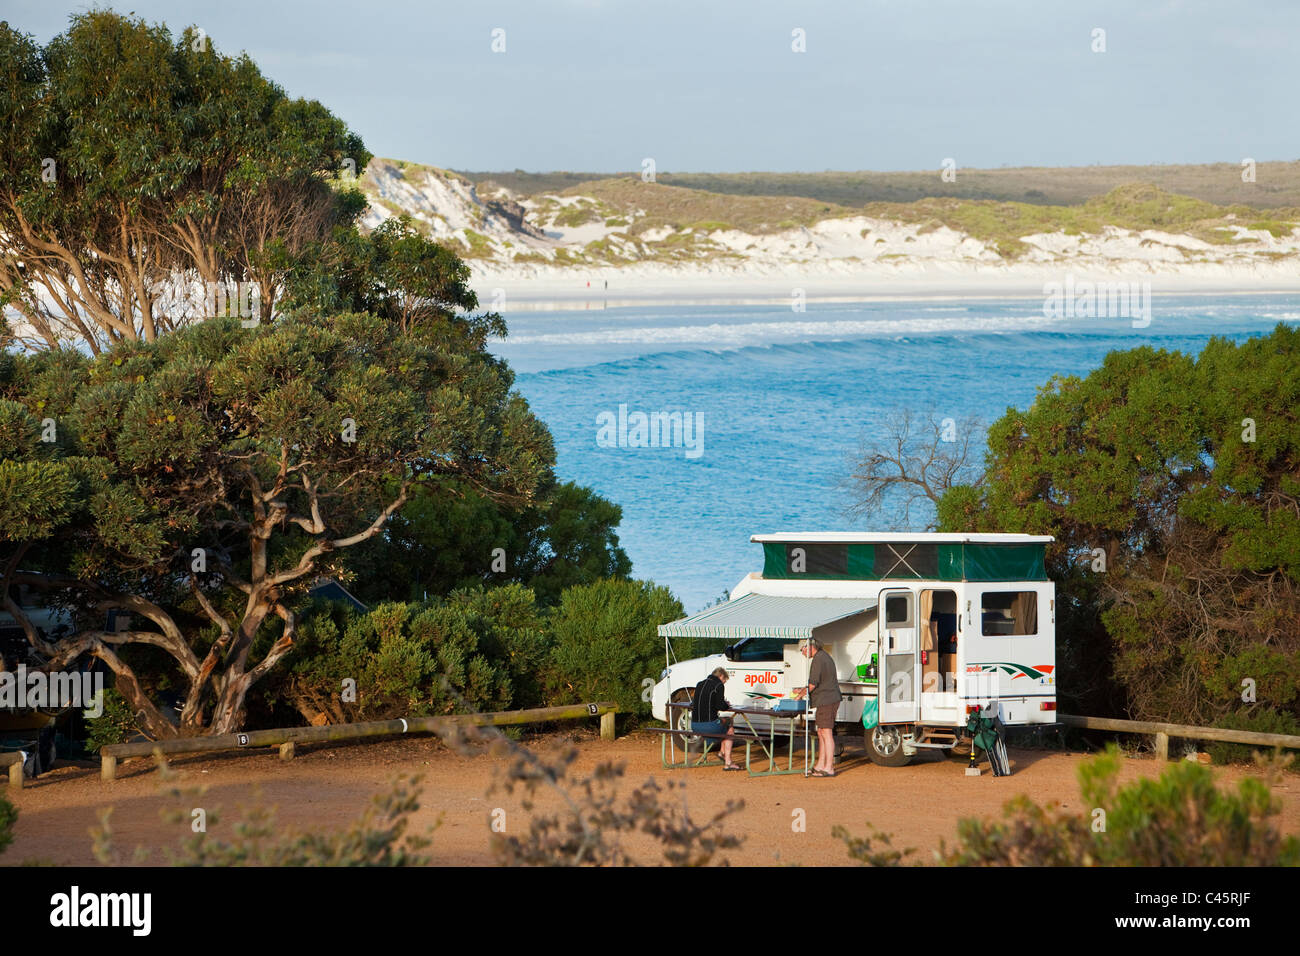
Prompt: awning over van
<box><xmin>658</xmin><ymin>594</ymin><xmax>878</xmax><ymax>640</ymax></box>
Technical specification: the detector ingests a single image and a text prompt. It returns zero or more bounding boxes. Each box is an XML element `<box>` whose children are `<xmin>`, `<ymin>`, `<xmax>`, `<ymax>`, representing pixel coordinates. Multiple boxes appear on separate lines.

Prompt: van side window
<box><xmin>727</xmin><ymin>637</ymin><xmax>788</xmax><ymax>662</ymax></box>
<box><xmin>884</xmin><ymin>594</ymin><xmax>912</xmax><ymax>627</ymax></box>
<box><xmin>981</xmin><ymin>591</ymin><xmax>1038</xmax><ymax>636</ymax></box>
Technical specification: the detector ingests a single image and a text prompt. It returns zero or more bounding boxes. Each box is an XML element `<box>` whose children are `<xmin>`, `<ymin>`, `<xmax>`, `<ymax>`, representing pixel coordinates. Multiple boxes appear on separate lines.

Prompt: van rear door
<box><xmin>878</xmin><ymin>589</ymin><xmax>919</xmax><ymax>724</ymax></box>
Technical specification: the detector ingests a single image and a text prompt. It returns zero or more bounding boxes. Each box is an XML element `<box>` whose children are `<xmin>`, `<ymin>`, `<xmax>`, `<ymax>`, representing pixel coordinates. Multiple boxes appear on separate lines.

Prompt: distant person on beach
<box><xmin>691</xmin><ymin>667</ymin><xmax>740</xmax><ymax>770</ymax></box>
<box><xmin>795</xmin><ymin>637</ymin><xmax>842</xmax><ymax>776</ymax></box>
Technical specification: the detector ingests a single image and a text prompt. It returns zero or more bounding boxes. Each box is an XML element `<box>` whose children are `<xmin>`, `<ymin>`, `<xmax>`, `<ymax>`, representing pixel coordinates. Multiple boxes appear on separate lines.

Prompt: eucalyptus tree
<box><xmin>936</xmin><ymin>326</ymin><xmax>1300</xmax><ymax>726</ymax></box>
<box><xmin>0</xmin><ymin>308</ymin><xmax>553</xmax><ymax>735</ymax></box>
<box><xmin>0</xmin><ymin>12</ymin><xmax>367</xmax><ymax>352</ymax></box>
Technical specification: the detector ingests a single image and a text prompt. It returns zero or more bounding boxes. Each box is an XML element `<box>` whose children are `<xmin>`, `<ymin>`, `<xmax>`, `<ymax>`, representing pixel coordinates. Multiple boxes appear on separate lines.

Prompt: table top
<box><xmin>666</xmin><ymin>700</ymin><xmax>807</xmax><ymax>719</ymax></box>
<box><xmin>728</xmin><ymin>705</ymin><xmax>808</xmax><ymax>718</ymax></box>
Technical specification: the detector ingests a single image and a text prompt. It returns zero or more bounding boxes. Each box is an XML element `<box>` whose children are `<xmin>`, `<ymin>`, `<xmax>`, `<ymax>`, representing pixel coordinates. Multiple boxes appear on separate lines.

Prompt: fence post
<box><xmin>601</xmin><ymin>710</ymin><xmax>616</xmax><ymax>741</ymax></box>
<box><xmin>102</xmin><ymin>753</ymin><xmax>117</xmax><ymax>782</ymax></box>
<box><xmin>279</xmin><ymin>741</ymin><xmax>295</xmax><ymax>761</ymax></box>
<box><xmin>7</xmin><ymin>759</ymin><xmax>21</xmax><ymax>789</ymax></box>
<box><xmin>1153</xmin><ymin>732</ymin><xmax>1169</xmax><ymax>762</ymax></box>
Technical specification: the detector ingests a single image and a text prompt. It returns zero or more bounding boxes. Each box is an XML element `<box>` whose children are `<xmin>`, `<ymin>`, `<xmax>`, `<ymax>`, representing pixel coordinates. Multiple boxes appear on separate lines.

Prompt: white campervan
<box><xmin>650</xmin><ymin>533</ymin><xmax>1059</xmax><ymax>766</ymax></box>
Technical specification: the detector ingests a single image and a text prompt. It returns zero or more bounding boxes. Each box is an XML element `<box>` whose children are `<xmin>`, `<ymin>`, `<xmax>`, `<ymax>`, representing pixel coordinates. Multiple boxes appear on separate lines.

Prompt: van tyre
<box><xmin>864</xmin><ymin>723</ymin><xmax>912</xmax><ymax>767</ymax></box>
<box><xmin>670</xmin><ymin>688</ymin><xmax>700</xmax><ymax>755</ymax></box>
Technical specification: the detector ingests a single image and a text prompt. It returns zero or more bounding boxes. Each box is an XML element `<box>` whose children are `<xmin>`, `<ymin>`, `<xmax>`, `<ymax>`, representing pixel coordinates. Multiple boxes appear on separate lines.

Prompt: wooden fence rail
<box><xmin>8</xmin><ymin>708</ymin><xmax>1284</xmax><ymax>789</ymax></box>
<box><xmin>95</xmin><ymin>701</ymin><xmax>618</xmax><ymax>783</ymax></box>
<box><xmin>1059</xmin><ymin>714</ymin><xmax>1300</xmax><ymax>760</ymax></box>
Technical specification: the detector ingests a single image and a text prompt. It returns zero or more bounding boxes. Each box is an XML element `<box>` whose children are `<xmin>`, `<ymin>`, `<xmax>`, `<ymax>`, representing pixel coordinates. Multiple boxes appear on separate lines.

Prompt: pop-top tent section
<box><xmin>657</xmin><ymin>593</ymin><xmax>879</xmax><ymax>640</ymax></box>
<box><xmin>752</xmin><ymin>533</ymin><xmax>1052</xmax><ymax>582</ymax></box>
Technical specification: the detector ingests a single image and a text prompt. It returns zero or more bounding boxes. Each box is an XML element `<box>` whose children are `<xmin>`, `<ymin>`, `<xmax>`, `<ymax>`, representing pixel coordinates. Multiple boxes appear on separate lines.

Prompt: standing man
<box><xmin>691</xmin><ymin>667</ymin><xmax>740</xmax><ymax>770</ymax></box>
<box><xmin>795</xmin><ymin>637</ymin><xmax>842</xmax><ymax>776</ymax></box>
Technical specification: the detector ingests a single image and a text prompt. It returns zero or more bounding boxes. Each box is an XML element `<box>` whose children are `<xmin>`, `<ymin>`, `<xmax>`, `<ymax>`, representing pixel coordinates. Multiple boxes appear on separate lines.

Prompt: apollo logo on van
<box><xmin>743</xmin><ymin>671</ymin><xmax>781</xmax><ymax>687</ymax></box>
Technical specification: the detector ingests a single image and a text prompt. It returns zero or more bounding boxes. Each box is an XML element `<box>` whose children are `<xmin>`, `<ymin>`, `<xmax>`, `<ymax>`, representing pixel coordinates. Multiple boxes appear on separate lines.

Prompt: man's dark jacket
<box><xmin>691</xmin><ymin>674</ymin><xmax>731</xmax><ymax>722</ymax></box>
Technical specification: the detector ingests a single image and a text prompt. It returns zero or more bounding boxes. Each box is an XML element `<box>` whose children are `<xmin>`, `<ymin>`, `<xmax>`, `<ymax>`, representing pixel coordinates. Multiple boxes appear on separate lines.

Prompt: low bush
<box><xmin>485</xmin><ymin>731</ymin><xmax>743</xmax><ymax>866</ymax></box>
<box><xmin>1206</xmin><ymin>707</ymin><xmax>1300</xmax><ymax>765</ymax></box>
<box><xmin>547</xmin><ymin>578</ymin><xmax>684</xmax><ymax>719</ymax></box>
<box><xmin>942</xmin><ymin>745</ymin><xmax>1300</xmax><ymax>865</ymax></box>
<box><xmin>0</xmin><ymin>793</ymin><xmax>15</xmax><ymax>857</ymax></box>
<box><xmin>837</xmin><ymin>745</ymin><xmax>1300</xmax><ymax>866</ymax></box>
<box><xmin>278</xmin><ymin>589</ymin><xmax>543</xmax><ymax>723</ymax></box>
<box><xmin>84</xmin><ymin>687</ymin><xmax>139</xmax><ymax>751</ymax></box>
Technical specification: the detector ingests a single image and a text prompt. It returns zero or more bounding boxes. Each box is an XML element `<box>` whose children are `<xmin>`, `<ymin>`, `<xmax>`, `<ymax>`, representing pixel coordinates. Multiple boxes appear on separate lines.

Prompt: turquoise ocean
<box><xmin>489</xmin><ymin>293</ymin><xmax>1300</xmax><ymax>612</ymax></box>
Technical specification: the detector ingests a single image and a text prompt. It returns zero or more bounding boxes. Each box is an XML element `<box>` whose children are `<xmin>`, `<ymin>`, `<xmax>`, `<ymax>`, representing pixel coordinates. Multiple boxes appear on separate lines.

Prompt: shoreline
<box><xmin>472</xmin><ymin>269</ymin><xmax>1300</xmax><ymax>311</ymax></box>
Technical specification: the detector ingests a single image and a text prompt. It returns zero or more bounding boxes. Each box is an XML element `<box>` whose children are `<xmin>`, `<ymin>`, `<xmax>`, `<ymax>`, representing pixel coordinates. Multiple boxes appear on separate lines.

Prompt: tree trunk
<box><xmin>93</xmin><ymin>646</ymin><xmax>179</xmax><ymax>740</ymax></box>
<box><xmin>209</xmin><ymin>671</ymin><xmax>254</xmax><ymax>736</ymax></box>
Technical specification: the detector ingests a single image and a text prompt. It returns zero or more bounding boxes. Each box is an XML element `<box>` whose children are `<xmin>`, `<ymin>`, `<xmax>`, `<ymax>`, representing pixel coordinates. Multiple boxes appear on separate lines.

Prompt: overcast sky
<box><xmin>9</xmin><ymin>0</ymin><xmax>1298</xmax><ymax>173</ymax></box>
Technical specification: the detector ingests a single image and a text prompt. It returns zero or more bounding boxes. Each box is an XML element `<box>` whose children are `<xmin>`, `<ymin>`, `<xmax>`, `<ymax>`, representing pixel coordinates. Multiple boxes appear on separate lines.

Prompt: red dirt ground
<box><xmin>5</xmin><ymin>730</ymin><xmax>1298</xmax><ymax>866</ymax></box>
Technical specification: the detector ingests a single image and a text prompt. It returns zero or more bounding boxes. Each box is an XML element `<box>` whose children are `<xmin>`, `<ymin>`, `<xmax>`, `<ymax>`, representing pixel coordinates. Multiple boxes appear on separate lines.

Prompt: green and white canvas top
<box><xmin>657</xmin><ymin>593</ymin><xmax>878</xmax><ymax>640</ymax></box>
<box><xmin>752</xmin><ymin>532</ymin><xmax>1053</xmax><ymax>582</ymax></box>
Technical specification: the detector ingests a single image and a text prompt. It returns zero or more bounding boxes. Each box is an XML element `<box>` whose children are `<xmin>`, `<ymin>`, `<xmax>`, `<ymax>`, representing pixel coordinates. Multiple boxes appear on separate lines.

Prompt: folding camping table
<box><xmin>660</xmin><ymin>701</ymin><xmax>815</xmax><ymax>775</ymax></box>
<box><xmin>728</xmin><ymin>705</ymin><xmax>816</xmax><ymax>777</ymax></box>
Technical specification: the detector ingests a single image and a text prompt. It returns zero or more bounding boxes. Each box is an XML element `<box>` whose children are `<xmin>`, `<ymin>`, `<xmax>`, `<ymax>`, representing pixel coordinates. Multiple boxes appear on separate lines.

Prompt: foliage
<box><xmin>0</xmin><ymin>9</ymin><xmax>647</xmax><ymax>748</ymax></box>
<box><xmin>275</xmin><ymin>586</ymin><xmax>550</xmax><ymax>723</ymax></box>
<box><xmin>938</xmin><ymin>325</ymin><xmax>1300</xmax><ymax>725</ymax></box>
<box><xmin>563</xmin><ymin>178</ymin><xmax>851</xmax><ymax>237</ymax></box>
<box><xmin>1246</xmin><ymin>220</ymin><xmax>1295</xmax><ymax>238</ymax></box>
<box><xmin>864</xmin><ymin>184</ymin><xmax>1294</xmax><ymax>259</ymax></box>
<box><xmin>0</xmin><ymin>307</ymin><xmax>553</xmax><ymax>736</ymax></box>
<box><xmin>462</xmin><ymin>168</ymin><xmax>1300</xmax><ymax>243</ymax></box>
<box><xmin>483</xmin><ymin>730</ymin><xmax>743</xmax><ymax>866</ymax></box>
<box><xmin>83</xmin><ymin>687</ymin><xmax>139</xmax><ymax>752</ymax></box>
<box><xmin>938</xmin><ymin>745</ymin><xmax>1300</xmax><ymax>866</ymax></box>
<box><xmin>282</xmin><ymin>216</ymin><xmax>479</xmax><ymax>333</ymax></box>
<box><xmin>268</xmin><ymin>571</ymin><xmax>685</xmax><ymax>727</ymax></box>
<box><xmin>548</xmin><ymin>578</ymin><xmax>684</xmax><ymax>718</ymax></box>
<box><xmin>1206</xmin><ymin>708</ymin><xmax>1300</xmax><ymax>765</ymax></box>
<box><xmin>833</xmin><ymin>822</ymin><xmax>915</xmax><ymax>866</ymax></box>
<box><xmin>344</xmin><ymin>477</ymin><xmax>631</xmax><ymax>608</ymax></box>
<box><xmin>0</xmin><ymin>12</ymin><xmax>368</xmax><ymax>350</ymax></box>
<box><xmin>0</xmin><ymin>793</ymin><xmax>15</xmax><ymax>857</ymax></box>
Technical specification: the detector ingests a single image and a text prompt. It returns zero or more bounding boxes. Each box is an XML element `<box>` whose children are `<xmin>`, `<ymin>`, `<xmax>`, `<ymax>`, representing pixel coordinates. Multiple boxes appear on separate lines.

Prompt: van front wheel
<box><xmin>670</xmin><ymin>689</ymin><xmax>702</xmax><ymax>755</ymax></box>
<box><xmin>864</xmin><ymin>723</ymin><xmax>912</xmax><ymax>767</ymax></box>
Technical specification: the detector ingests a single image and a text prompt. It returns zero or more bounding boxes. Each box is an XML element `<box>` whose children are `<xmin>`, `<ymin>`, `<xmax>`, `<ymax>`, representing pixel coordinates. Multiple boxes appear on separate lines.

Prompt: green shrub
<box><xmin>554</xmin><ymin>203</ymin><xmax>604</xmax><ymax>228</ymax></box>
<box><xmin>0</xmin><ymin>793</ymin><xmax>16</xmax><ymax>857</ymax></box>
<box><xmin>1247</xmin><ymin>220</ymin><xmax>1296</xmax><ymax>238</ymax></box>
<box><xmin>940</xmin><ymin>745</ymin><xmax>1300</xmax><ymax>866</ymax></box>
<box><xmin>279</xmin><ymin>587</ymin><xmax>548</xmax><ymax>723</ymax></box>
<box><xmin>1207</xmin><ymin>708</ymin><xmax>1300</xmax><ymax>765</ymax></box>
<box><xmin>459</xmin><ymin>229</ymin><xmax>494</xmax><ymax>257</ymax></box>
<box><xmin>84</xmin><ymin>687</ymin><xmax>138</xmax><ymax>751</ymax></box>
<box><xmin>833</xmin><ymin>822</ymin><xmax>913</xmax><ymax>866</ymax></box>
<box><xmin>547</xmin><ymin>578</ymin><xmax>683</xmax><ymax>719</ymax></box>
<box><xmin>445</xmin><ymin>585</ymin><xmax>552</xmax><ymax>709</ymax></box>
